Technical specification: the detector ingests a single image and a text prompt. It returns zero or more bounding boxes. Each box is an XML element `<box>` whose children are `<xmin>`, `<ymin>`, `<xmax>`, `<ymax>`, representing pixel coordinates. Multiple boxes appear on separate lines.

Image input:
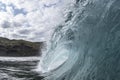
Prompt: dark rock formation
<box><xmin>0</xmin><ymin>37</ymin><xmax>44</xmax><ymax>57</ymax></box>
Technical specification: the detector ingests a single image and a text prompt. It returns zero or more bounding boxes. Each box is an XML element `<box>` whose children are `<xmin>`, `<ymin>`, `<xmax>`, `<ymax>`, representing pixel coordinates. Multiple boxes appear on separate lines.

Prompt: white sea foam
<box><xmin>0</xmin><ymin>57</ymin><xmax>39</xmax><ymax>62</ymax></box>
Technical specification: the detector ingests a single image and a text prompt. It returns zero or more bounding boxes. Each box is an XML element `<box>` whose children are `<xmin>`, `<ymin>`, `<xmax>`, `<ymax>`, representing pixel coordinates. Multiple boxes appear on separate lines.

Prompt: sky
<box><xmin>0</xmin><ymin>0</ymin><xmax>73</xmax><ymax>42</ymax></box>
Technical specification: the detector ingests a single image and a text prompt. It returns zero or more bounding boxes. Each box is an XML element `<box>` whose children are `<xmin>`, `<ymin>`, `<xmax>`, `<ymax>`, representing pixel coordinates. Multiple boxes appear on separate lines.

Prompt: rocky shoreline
<box><xmin>0</xmin><ymin>37</ymin><xmax>44</xmax><ymax>57</ymax></box>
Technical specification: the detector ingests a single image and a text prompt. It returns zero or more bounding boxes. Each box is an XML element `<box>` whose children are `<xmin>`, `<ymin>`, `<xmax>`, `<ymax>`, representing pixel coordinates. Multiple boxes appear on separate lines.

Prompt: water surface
<box><xmin>0</xmin><ymin>57</ymin><xmax>43</xmax><ymax>80</ymax></box>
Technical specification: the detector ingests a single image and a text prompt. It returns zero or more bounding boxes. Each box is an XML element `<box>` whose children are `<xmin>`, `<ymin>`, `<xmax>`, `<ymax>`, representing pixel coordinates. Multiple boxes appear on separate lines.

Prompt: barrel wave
<box><xmin>38</xmin><ymin>0</ymin><xmax>120</xmax><ymax>80</ymax></box>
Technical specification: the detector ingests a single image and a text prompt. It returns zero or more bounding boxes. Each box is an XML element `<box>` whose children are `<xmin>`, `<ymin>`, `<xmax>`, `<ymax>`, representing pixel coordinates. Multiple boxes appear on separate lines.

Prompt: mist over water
<box><xmin>38</xmin><ymin>0</ymin><xmax>120</xmax><ymax>80</ymax></box>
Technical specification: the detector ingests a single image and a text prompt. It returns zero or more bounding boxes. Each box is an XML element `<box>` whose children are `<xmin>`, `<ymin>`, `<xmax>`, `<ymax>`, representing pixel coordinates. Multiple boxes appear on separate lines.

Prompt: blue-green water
<box><xmin>39</xmin><ymin>0</ymin><xmax>120</xmax><ymax>80</ymax></box>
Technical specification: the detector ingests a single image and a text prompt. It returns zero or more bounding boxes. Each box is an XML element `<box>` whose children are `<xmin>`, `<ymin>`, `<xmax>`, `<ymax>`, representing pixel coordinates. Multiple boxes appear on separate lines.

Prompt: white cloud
<box><xmin>0</xmin><ymin>0</ymin><xmax>73</xmax><ymax>42</ymax></box>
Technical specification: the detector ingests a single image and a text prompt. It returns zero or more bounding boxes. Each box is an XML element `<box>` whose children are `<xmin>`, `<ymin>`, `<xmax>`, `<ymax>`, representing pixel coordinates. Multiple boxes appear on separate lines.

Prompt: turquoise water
<box><xmin>39</xmin><ymin>0</ymin><xmax>120</xmax><ymax>80</ymax></box>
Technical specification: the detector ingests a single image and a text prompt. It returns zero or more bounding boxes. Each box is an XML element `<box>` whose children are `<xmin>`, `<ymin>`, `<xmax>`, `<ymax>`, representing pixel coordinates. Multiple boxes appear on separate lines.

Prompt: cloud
<box><xmin>1</xmin><ymin>20</ymin><xmax>11</xmax><ymax>28</ymax></box>
<box><xmin>18</xmin><ymin>29</ymin><xmax>31</xmax><ymax>35</ymax></box>
<box><xmin>0</xmin><ymin>0</ymin><xmax>73</xmax><ymax>42</ymax></box>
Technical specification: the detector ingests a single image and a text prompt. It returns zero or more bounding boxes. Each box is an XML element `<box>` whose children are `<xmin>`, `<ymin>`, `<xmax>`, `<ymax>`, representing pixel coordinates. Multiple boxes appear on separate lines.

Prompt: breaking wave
<box><xmin>38</xmin><ymin>0</ymin><xmax>120</xmax><ymax>80</ymax></box>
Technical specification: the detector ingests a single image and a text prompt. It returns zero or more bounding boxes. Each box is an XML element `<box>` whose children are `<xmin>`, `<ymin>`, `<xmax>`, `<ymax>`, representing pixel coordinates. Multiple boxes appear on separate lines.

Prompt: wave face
<box><xmin>39</xmin><ymin>0</ymin><xmax>120</xmax><ymax>80</ymax></box>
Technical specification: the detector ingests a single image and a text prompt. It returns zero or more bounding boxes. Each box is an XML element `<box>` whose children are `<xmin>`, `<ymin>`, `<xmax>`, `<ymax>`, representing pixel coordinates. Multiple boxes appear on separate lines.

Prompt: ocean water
<box><xmin>38</xmin><ymin>0</ymin><xmax>120</xmax><ymax>80</ymax></box>
<box><xmin>0</xmin><ymin>57</ymin><xmax>43</xmax><ymax>80</ymax></box>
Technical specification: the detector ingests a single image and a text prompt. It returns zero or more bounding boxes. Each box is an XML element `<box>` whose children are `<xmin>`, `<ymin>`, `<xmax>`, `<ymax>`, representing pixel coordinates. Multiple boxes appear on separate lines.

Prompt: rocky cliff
<box><xmin>0</xmin><ymin>37</ymin><xmax>44</xmax><ymax>57</ymax></box>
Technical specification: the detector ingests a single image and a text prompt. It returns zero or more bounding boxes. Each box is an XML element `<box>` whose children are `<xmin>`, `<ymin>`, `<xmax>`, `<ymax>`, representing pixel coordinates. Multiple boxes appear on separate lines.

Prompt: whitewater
<box><xmin>38</xmin><ymin>0</ymin><xmax>120</xmax><ymax>80</ymax></box>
